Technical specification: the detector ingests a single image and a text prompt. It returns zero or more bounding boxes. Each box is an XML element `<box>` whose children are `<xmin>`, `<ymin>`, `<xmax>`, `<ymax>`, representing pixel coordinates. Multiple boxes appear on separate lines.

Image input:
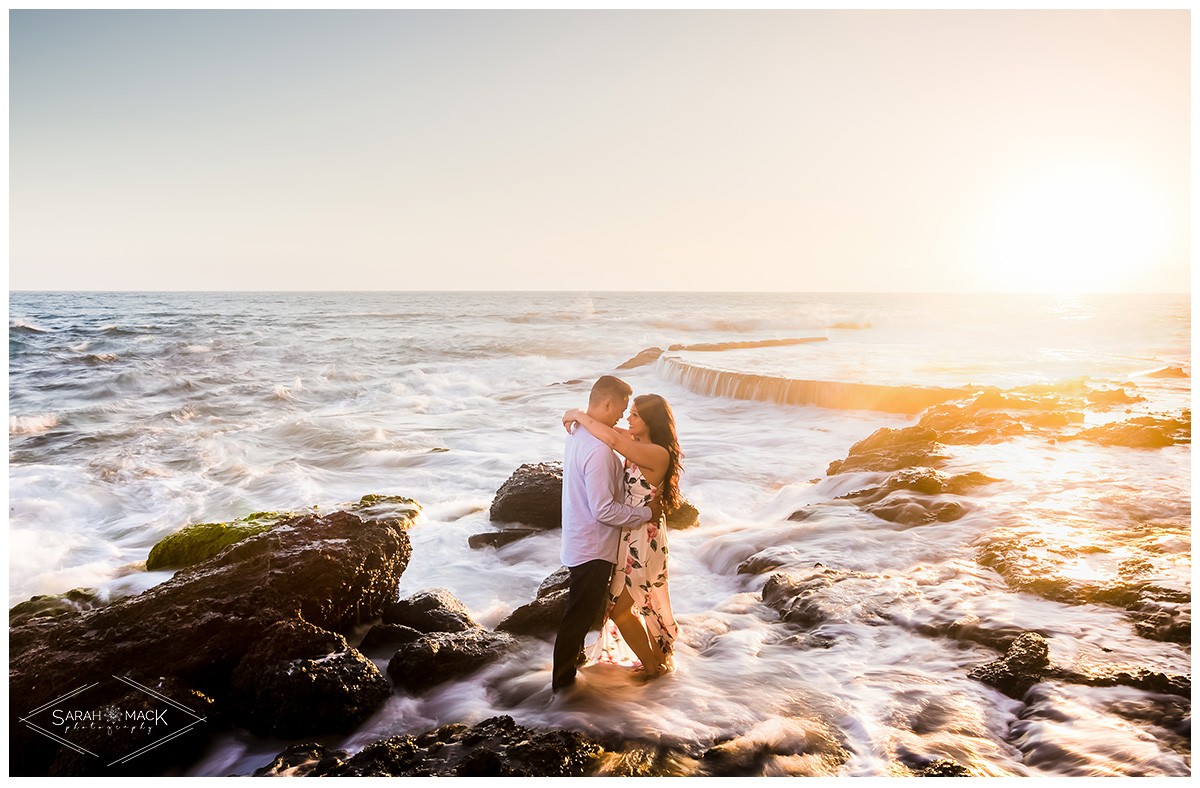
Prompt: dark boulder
<box><xmin>9</xmin><ymin>509</ymin><xmax>413</xmax><ymax>776</ymax></box>
<box><xmin>967</xmin><ymin>632</ymin><xmax>1051</xmax><ymax>698</ymax></box>
<box><xmin>387</xmin><ymin>629</ymin><xmax>518</xmax><ymax>690</ymax></box>
<box><xmin>537</xmin><ymin>566</ymin><xmax>571</xmax><ymax>598</ymax></box>
<box><xmin>489</xmin><ymin>463</ymin><xmax>563</xmax><ymax>529</ymax></box>
<box><xmin>496</xmin><ymin>589</ymin><xmax>569</xmax><ymax>636</ymax></box>
<box><xmin>382</xmin><ymin>588</ymin><xmax>479</xmax><ymax>633</ymax></box>
<box><xmin>360</xmin><ymin>623</ymin><xmax>425</xmax><ymax>651</ymax></box>
<box><xmin>227</xmin><ymin>619</ymin><xmax>391</xmax><ymax>738</ymax></box>
<box><xmin>761</xmin><ymin>568</ymin><xmax>871</xmax><ymax>629</ymax></box>
<box><xmin>252</xmin><ymin>715</ymin><xmax>607</xmax><ymax>777</ymax></box>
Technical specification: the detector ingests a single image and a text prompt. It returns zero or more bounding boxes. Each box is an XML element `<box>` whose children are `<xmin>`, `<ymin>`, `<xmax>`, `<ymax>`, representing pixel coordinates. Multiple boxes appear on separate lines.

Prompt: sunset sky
<box><xmin>8</xmin><ymin>9</ymin><xmax>1191</xmax><ymax>293</ymax></box>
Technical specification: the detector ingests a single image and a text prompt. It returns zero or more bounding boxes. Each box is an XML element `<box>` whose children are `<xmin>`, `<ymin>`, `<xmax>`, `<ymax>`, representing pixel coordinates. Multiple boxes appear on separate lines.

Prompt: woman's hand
<box><xmin>562</xmin><ymin>408</ymin><xmax>585</xmax><ymax>433</ymax></box>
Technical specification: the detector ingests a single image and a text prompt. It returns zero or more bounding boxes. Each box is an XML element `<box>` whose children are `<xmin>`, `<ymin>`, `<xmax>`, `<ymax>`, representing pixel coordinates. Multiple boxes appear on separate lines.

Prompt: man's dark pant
<box><xmin>551</xmin><ymin>558</ymin><xmax>614</xmax><ymax>690</ymax></box>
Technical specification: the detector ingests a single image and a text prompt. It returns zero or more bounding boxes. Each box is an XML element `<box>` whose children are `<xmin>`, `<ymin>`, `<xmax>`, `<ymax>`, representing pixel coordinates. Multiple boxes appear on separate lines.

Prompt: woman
<box><xmin>562</xmin><ymin>393</ymin><xmax>683</xmax><ymax>680</ymax></box>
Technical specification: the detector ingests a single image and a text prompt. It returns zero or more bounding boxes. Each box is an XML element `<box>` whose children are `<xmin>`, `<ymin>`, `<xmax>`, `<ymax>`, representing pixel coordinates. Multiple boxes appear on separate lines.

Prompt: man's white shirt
<box><xmin>560</xmin><ymin>426</ymin><xmax>652</xmax><ymax>567</ymax></box>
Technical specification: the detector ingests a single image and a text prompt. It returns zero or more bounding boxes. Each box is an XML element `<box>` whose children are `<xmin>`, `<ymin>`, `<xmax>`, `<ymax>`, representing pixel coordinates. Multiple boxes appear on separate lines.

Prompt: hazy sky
<box><xmin>8</xmin><ymin>9</ymin><xmax>1191</xmax><ymax>292</ymax></box>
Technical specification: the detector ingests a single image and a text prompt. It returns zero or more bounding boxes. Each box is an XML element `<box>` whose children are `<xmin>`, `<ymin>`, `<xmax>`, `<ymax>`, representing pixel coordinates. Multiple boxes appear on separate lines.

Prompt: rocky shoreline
<box><xmin>9</xmin><ymin>380</ymin><xmax>1191</xmax><ymax>777</ymax></box>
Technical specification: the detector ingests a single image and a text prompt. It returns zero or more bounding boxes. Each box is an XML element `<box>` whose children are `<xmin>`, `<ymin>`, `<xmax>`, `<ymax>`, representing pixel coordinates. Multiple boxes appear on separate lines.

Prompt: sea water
<box><xmin>7</xmin><ymin>291</ymin><xmax>1191</xmax><ymax>776</ymax></box>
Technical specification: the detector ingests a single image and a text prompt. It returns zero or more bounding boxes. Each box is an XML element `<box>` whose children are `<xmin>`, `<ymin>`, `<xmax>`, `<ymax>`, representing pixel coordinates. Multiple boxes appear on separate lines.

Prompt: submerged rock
<box><xmin>9</xmin><ymin>587</ymin><xmax>102</xmax><ymax>626</ymax></box>
<box><xmin>489</xmin><ymin>462</ymin><xmax>563</xmax><ymax>528</ymax></box>
<box><xmin>1086</xmin><ymin>387</ymin><xmax>1146</xmax><ymax>407</ymax></box>
<box><xmin>968</xmin><ymin>632</ymin><xmax>1051</xmax><ymax>699</ymax></box>
<box><xmin>1062</xmin><ymin>412</ymin><xmax>1191</xmax><ymax>449</ymax></box>
<box><xmin>252</xmin><ymin>715</ymin><xmax>607</xmax><ymax>777</ymax></box>
<box><xmin>382</xmin><ymin>588</ymin><xmax>480</xmax><ymax>633</ymax></box>
<box><xmin>9</xmin><ymin>509</ymin><xmax>414</xmax><ymax>776</ymax></box>
<box><xmin>469</xmin><ymin>528</ymin><xmax>542</xmax><ymax>549</ymax></box>
<box><xmin>387</xmin><ymin>629</ymin><xmax>519</xmax><ymax>690</ymax></box>
<box><xmin>762</xmin><ymin>567</ymin><xmax>872</xmax><ymax>629</ymax></box>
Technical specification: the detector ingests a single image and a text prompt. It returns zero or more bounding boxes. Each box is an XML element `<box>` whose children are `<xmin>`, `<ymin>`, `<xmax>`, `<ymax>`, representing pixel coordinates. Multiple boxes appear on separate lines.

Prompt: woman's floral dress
<box><xmin>587</xmin><ymin>462</ymin><xmax>679</xmax><ymax>669</ymax></box>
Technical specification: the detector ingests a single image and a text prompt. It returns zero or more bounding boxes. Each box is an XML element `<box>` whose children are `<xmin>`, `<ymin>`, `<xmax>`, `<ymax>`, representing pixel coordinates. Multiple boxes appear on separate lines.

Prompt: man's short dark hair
<box><xmin>589</xmin><ymin>375</ymin><xmax>633</xmax><ymax>407</ymax></box>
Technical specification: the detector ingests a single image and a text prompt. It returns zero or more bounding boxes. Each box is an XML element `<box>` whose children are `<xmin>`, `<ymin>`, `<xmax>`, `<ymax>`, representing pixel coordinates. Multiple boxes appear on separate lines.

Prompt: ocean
<box><xmin>7</xmin><ymin>290</ymin><xmax>1191</xmax><ymax>776</ymax></box>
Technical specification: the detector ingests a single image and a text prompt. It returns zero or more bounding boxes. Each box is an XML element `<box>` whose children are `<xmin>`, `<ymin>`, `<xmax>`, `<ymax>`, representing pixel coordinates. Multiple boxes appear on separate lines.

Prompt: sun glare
<box><xmin>973</xmin><ymin>163</ymin><xmax>1169</xmax><ymax>293</ymax></box>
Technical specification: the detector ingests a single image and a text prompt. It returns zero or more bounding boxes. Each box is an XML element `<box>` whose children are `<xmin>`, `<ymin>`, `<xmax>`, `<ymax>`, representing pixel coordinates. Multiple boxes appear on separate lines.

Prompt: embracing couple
<box><xmin>552</xmin><ymin>375</ymin><xmax>684</xmax><ymax>692</ymax></box>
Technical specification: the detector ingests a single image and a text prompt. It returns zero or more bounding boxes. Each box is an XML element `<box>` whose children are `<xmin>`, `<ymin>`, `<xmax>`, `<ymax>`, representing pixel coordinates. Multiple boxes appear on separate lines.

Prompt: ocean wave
<box><xmin>10</xmin><ymin>319</ymin><xmax>49</xmax><ymax>333</ymax></box>
<box><xmin>10</xmin><ymin>414</ymin><xmax>60</xmax><ymax>435</ymax></box>
<box><xmin>656</xmin><ymin>356</ymin><xmax>972</xmax><ymax>415</ymax></box>
<box><xmin>83</xmin><ymin>353</ymin><xmax>119</xmax><ymax>365</ymax></box>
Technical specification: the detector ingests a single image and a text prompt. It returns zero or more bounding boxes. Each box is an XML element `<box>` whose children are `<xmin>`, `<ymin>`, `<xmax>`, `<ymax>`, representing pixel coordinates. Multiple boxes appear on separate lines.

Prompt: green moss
<box><xmin>10</xmin><ymin>587</ymin><xmax>101</xmax><ymax>626</ymax></box>
<box><xmin>146</xmin><ymin>512</ymin><xmax>297</xmax><ymax>571</ymax></box>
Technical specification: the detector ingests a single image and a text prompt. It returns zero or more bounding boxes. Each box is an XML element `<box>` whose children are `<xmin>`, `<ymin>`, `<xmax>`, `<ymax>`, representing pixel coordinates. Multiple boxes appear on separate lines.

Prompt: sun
<box><xmin>971</xmin><ymin>162</ymin><xmax>1169</xmax><ymax>293</ymax></box>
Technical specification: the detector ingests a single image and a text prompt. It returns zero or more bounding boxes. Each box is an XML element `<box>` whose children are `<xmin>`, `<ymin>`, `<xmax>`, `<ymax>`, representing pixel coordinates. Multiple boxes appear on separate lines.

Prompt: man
<box><xmin>552</xmin><ymin>375</ymin><xmax>662</xmax><ymax>692</ymax></box>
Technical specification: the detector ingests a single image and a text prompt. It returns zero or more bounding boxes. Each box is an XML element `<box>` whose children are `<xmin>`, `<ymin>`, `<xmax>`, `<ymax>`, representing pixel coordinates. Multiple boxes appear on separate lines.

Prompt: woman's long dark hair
<box><xmin>634</xmin><ymin>394</ymin><xmax>684</xmax><ymax>512</ymax></box>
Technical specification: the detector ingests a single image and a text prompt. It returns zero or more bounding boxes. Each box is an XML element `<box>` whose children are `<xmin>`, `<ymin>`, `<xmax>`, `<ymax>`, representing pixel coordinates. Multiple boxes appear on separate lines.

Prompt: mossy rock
<box><xmin>146</xmin><ymin>512</ymin><xmax>297</xmax><ymax>571</ymax></box>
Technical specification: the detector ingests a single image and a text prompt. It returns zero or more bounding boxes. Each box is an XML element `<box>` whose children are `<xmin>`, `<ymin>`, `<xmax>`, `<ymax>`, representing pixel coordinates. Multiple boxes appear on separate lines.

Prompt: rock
<box><xmin>387</xmin><ymin>629</ymin><xmax>518</xmax><ymax>690</ymax></box>
<box><xmin>826</xmin><ymin>426</ymin><xmax>946</xmax><ymax>475</ymax></box>
<box><xmin>1043</xmin><ymin>664</ymin><xmax>1190</xmax><ymax>698</ymax></box>
<box><xmin>761</xmin><ymin>568</ymin><xmax>870</xmax><ymax>629</ymax></box>
<box><xmin>252</xmin><ymin>715</ymin><xmax>607</xmax><ymax>777</ymax></box>
<box><xmin>917</xmin><ymin>759</ymin><xmax>972</xmax><ymax>776</ymax></box>
<box><xmin>349</xmin><ymin>494</ymin><xmax>422</xmax><ymax>522</ymax></box>
<box><xmin>360</xmin><ymin>623</ymin><xmax>425</xmax><ymax>651</ymax></box>
<box><xmin>1063</xmin><ymin>413</ymin><xmax>1190</xmax><ymax>449</ymax></box>
<box><xmin>489</xmin><ymin>463</ymin><xmax>563</xmax><ymax>529</ymax></box>
<box><xmin>862</xmin><ymin>496</ymin><xmax>967</xmax><ymax>527</ymax></box>
<box><xmin>45</xmin><ymin>676</ymin><xmax>217</xmax><ymax>777</ymax></box>
<box><xmin>9</xmin><ymin>509</ymin><xmax>413</xmax><ymax>777</ymax></box>
<box><xmin>738</xmin><ymin>546</ymin><xmax>803</xmax><ymax>575</ymax></box>
<box><xmin>666</xmin><ymin>500</ymin><xmax>701</xmax><ymax>529</ymax></box>
<box><xmin>1086</xmin><ymin>387</ymin><xmax>1146</xmax><ymax>406</ymax></box>
<box><xmin>1148</xmin><ymin>366</ymin><xmax>1188</xmax><ymax>378</ymax></box>
<box><xmin>495</xmin><ymin>589</ymin><xmax>569</xmax><ymax>636</ymax></box>
<box><xmin>468</xmin><ymin>528</ymin><xmax>541</xmax><ymax>549</ymax></box>
<box><xmin>382</xmin><ymin>588</ymin><xmax>479</xmax><ymax>633</ymax></box>
<box><xmin>616</xmin><ymin>347</ymin><xmax>665</xmax><ymax>369</ymax></box>
<box><xmin>227</xmin><ymin>619</ymin><xmax>391</xmax><ymax>738</ymax></box>
<box><xmin>10</xmin><ymin>587</ymin><xmax>101</xmax><ymax>626</ymax></box>
<box><xmin>536</xmin><ymin>567</ymin><xmax>571</xmax><ymax>598</ymax></box>
<box><xmin>967</xmin><ymin>632</ymin><xmax>1051</xmax><ymax>699</ymax></box>
<box><xmin>145</xmin><ymin>511</ymin><xmax>296</xmax><ymax>570</ymax></box>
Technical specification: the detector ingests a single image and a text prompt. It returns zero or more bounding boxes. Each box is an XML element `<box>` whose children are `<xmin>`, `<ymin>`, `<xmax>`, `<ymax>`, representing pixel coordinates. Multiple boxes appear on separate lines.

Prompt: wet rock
<box><xmin>967</xmin><ymin>632</ymin><xmax>1050</xmax><ymax>699</ymax></box>
<box><xmin>228</xmin><ymin>619</ymin><xmax>391</xmax><ymax>738</ymax></box>
<box><xmin>489</xmin><ymin>462</ymin><xmax>563</xmax><ymax>529</ymax></box>
<box><xmin>145</xmin><ymin>511</ymin><xmax>295</xmax><ymax>570</ymax></box>
<box><xmin>360</xmin><ymin>623</ymin><xmax>424</xmax><ymax>651</ymax></box>
<box><xmin>9</xmin><ymin>509</ymin><xmax>413</xmax><ymax>776</ymax></box>
<box><xmin>591</xmin><ymin>742</ymin><xmax>700</xmax><ymax>776</ymax></box>
<box><xmin>468</xmin><ymin>528</ymin><xmax>541</xmax><ymax>549</ymax></box>
<box><xmin>826</xmin><ymin>426</ymin><xmax>947</xmax><ymax>475</ymax></box>
<box><xmin>917</xmin><ymin>759</ymin><xmax>973</xmax><ymax>776</ymax></box>
<box><xmin>762</xmin><ymin>568</ymin><xmax>870</xmax><ymax>629</ymax></box>
<box><xmin>863</xmin><ymin>496</ymin><xmax>967</xmax><ymax>527</ymax></box>
<box><xmin>537</xmin><ymin>566</ymin><xmax>571</xmax><ymax>598</ymax></box>
<box><xmin>496</xmin><ymin>589</ymin><xmax>568</xmax><ymax>636</ymax></box>
<box><xmin>738</xmin><ymin>546</ymin><xmax>803</xmax><ymax>575</ymax></box>
<box><xmin>918</xmin><ymin>389</ymin><xmax>1088</xmax><ymax>445</ymax></box>
<box><xmin>1062</xmin><ymin>413</ymin><xmax>1190</xmax><ymax>449</ymax></box>
<box><xmin>1128</xmin><ymin>604</ymin><xmax>1190</xmax><ymax>645</ymax></box>
<box><xmin>387</xmin><ymin>629</ymin><xmax>517</xmax><ymax>690</ymax></box>
<box><xmin>699</xmin><ymin>724</ymin><xmax>849</xmax><ymax>777</ymax></box>
<box><xmin>253</xmin><ymin>715</ymin><xmax>607</xmax><ymax>777</ymax></box>
<box><xmin>383</xmin><ymin>588</ymin><xmax>479</xmax><ymax>633</ymax></box>
<box><xmin>666</xmin><ymin>499</ymin><xmax>702</xmax><ymax>529</ymax></box>
<box><xmin>1043</xmin><ymin>664</ymin><xmax>1190</xmax><ymax>698</ymax></box>
<box><xmin>616</xmin><ymin>347</ymin><xmax>665</xmax><ymax>369</ymax></box>
<box><xmin>10</xmin><ymin>587</ymin><xmax>102</xmax><ymax>626</ymax></box>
